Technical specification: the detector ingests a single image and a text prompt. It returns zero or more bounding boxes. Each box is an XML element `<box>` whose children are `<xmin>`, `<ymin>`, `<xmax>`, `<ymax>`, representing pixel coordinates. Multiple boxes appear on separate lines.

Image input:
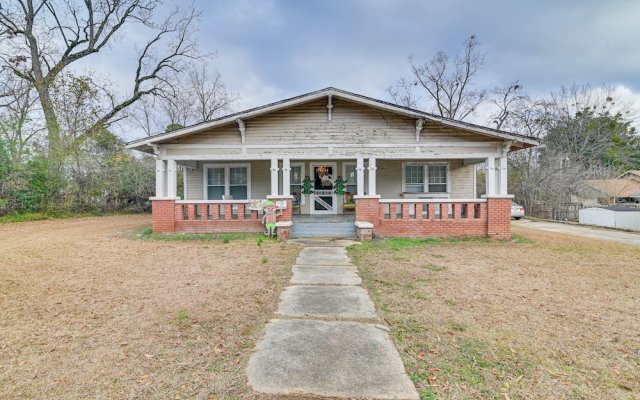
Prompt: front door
<box><xmin>311</xmin><ymin>163</ymin><xmax>337</xmax><ymax>214</ymax></box>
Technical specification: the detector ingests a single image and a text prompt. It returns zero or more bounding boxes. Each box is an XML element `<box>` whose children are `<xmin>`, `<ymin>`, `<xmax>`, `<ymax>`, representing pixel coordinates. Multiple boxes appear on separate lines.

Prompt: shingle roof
<box><xmin>585</xmin><ymin>179</ymin><xmax>640</xmax><ymax>198</ymax></box>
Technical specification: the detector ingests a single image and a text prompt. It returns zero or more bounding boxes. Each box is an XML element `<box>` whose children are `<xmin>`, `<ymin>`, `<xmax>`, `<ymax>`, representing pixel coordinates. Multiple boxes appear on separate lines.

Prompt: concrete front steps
<box><xmin>290</xmin><ymin>216</ymin><xmax>356</xmax><ymax>239</ymax></box>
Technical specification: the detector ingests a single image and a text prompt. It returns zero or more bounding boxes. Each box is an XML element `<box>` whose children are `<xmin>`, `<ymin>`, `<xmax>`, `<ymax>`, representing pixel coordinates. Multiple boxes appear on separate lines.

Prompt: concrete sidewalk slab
<box><xmin>276</xmin><ymin>285</ymin><xmax>377</xmax><ymax>319</ymax></box>
<box><xmin>298</xmin><ymin>246</ymin><xmax>349</xmax><ymax>261</ymax></box>
<box><xmin>291</xmin><ymin>265</ymin><xmax>362</xmax><ymax>286</ymax></box>
<box><xmin>247</xmin><ymin>319</ymin><xmax>419</xmax><ymax>400</ymax></box>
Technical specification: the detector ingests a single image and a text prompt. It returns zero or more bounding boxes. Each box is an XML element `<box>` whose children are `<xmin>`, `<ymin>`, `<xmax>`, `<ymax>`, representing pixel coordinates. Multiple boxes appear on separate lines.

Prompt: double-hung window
<box><xmin>428</xmin><ymin>165</ymin><xmax>447</xmax><ymax>193</ymax></box>
<box><xmin>204</xmin><ymin>164</ymin><xmax>251</xmax><ymax>200</ymax></box>
<box><xmin>404</xmin><ymin>165</ymin><xmax>425</xmax><ymax>193</ymax></box>
<box><xmin>403</xmin><ymin>163</ymin><xmax>448</xmax><ymax>194</ymax></box>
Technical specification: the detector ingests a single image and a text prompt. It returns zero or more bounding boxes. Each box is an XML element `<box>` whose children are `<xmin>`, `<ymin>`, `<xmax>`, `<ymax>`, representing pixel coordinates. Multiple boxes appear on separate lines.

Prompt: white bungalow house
<box><xmin>126</xmin><ymin>87</ymin><xmax>538</xmax><ymax>239</ymax></box>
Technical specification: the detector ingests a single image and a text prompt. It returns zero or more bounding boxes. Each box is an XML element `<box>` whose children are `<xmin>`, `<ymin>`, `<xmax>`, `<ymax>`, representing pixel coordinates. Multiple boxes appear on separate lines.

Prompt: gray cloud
<box><xmin>74</xmin><ymin>0</ymin><xmax>640</xmax><ymax>136</ymax></box>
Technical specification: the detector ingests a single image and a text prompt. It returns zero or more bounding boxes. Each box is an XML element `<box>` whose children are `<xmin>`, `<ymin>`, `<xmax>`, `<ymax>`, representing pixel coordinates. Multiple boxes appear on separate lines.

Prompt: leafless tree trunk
<box><xmin>0</xmin><ymin>0</ymin><xmax>203</xmax><ymax>168</ymax></box>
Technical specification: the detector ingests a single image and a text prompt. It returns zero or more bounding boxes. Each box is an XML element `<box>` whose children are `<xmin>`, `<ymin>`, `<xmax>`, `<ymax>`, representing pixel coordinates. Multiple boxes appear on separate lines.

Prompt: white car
<box><xmin>511</xmin><ymin>202</ymin><xmax>525</xmax><ymax>220</ymax></box>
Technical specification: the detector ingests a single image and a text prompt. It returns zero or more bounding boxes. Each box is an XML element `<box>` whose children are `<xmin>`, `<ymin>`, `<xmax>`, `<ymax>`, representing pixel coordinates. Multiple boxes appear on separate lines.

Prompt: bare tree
<box><xmin>489</xmin><ymin>81</ymin><xmax>527</xmax><ymax>130</ymax></box>
<box><xmin>0</xmin><ymin>0</ymin><xmax>203</xmax><ymax>168</ymax></box>
<box><xmin>131</xmin><ymin>63</ymin><xmax>238</xmax><ymax>135</ymax></box>
<box><xmin>389</xmin><ymin>35</ymin><xmax>487</xmax><ymax>120</ymax></box>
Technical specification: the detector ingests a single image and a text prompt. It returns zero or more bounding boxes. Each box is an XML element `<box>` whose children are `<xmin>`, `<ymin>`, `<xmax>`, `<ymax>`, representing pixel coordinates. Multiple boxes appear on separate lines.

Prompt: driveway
<box><xmin>513</xmin><ymin>219</ymin><xmax>640</xmax><ymax>246</ymax></box>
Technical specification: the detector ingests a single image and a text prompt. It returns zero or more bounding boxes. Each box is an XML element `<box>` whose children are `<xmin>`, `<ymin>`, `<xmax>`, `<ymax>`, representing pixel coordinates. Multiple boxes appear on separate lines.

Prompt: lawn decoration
<box><xmin>261</xmin><ymin>200</ymin><xmax>282</xmax><ymax>238</ymax></box>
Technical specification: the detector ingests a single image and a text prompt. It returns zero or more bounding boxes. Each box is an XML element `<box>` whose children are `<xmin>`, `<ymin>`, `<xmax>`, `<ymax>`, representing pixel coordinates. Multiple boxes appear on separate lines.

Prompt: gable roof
<box><xmin>585</xmin><ymin>179</ymin><xmax>640</xmax><ymax>198</ymax></box>
<box><xmin>126</xmin><ymin>87</ymin><xmax>539</xmax><ymax>152</ymax></box>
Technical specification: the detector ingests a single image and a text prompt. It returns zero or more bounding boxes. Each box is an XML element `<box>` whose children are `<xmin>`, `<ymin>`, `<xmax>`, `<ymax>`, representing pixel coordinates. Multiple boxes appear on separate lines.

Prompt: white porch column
<box><xmin>367</xmin><ymin>157</ymin><xmax>377</xmax><ymax>196</ymax></box>
<box><xmin>166</xmin><ymin>159</ymin><xmax>177</xmax><ymax>198</ymax></box>
<box><xmin>282</xmin><ymin>158</ymin><xmax>291</xmax><ymax>196</ymax></box>
<box><xmin>497</xmin><ymin>156</ymin><xmax>508</xmax><ymax>195</ymax></box>
<box><xmin>270</xmin><ymin>158</ymin><xmax>279</xmax><ymax>196</ymax></box>
<box><xmin>356</xmin><ymin>157</ymin><xmax>365</xmax><ymax>196</ymax></box>
<box><xmin>155</xmin><ymin>159</ymin><xmax>167</xmax><ymax>197</ymax></box>
<box><xmin>485</xmin><ymin>157</ymin><xmax>496</xmax><ymax>196</ymax></box>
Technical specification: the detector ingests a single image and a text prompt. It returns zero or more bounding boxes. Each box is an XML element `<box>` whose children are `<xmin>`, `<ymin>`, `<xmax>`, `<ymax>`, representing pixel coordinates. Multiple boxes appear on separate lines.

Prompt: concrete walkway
<box><xmin>513</xmin><ymin>219</ymin><xmax>640</xmax><ymax>247</ymax></box>
<box><xmin>247</xmin><ymin>241</ymin><xmax>419</xmax><ymax>399</ymax></box>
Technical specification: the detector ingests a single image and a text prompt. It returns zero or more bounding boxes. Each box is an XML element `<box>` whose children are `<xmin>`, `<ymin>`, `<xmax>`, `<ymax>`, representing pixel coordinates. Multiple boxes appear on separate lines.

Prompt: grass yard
<box><xmin>348</xmin><ymin>228</ymin><xmax>640</xmax><ymax>400</ymax></box>
<box><xmin>0</xmin><ymin>215</ymin><xmax>302</xmax><ymax>399</ymax></box>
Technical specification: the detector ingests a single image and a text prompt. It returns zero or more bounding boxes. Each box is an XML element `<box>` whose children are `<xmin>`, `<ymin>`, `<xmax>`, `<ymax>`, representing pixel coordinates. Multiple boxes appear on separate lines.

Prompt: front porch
<box><xmin>150</xmin><ymin>156</ymin><xmax>513</xmax><ymax>240</ymax></box>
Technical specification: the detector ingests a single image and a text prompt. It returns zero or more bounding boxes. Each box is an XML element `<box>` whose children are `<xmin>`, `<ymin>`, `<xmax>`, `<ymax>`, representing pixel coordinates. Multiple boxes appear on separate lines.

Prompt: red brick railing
<box><xmin>151</xmin><ymin>197</ymin><xmax>293</xmax><ymax>236</ymax></box>
<box><xmin>355</xmin><ymin>196</ymin><xmax>512</xmax><ymax>239</ymax></box>
<box><xmin>173</xmin><ymin>200</ymin><xmax>264</xmax><ymax>233</ymax></box>
<box><xmin>377</xmin><ymin>199</ymin><xmax>488</xmax><ymax>237</ymax></box>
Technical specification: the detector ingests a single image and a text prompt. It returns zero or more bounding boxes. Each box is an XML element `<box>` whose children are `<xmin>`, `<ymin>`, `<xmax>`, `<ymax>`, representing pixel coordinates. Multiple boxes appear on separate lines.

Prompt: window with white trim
<box><xmin>428</xmin><ymin>165</ymin><xmax>447</xmax><ymax>192</ymax></box>
<box><xmin>204</xmin><ymin>164</ymin><xmax>251</xmax><ymax>200</ymax></box>
<box><xmin>229</xmin><ymin>167</ymin><xmax>248</xmax><ymax>199</ymax></box>
<box><xmin>404</xmin><ymin>165</ymin><xmax>424</xmax><ymax>193</ymax></box>
<box><xmin>206</xmin><ymin>167</ymin><xmax>226</xmax><ymax>200</ymax></box>
<box><xmin>403</xmin><ymin>163</ymin><xmax>448</xmax><ymax>193</ymax></box>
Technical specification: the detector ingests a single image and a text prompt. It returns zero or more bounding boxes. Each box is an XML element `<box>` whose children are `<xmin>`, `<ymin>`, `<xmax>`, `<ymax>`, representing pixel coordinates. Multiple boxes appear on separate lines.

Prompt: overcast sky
<box><xmin>86</xmin><ymin>0</ymin><xmax>640</xmax><ymax>139</ymax></box>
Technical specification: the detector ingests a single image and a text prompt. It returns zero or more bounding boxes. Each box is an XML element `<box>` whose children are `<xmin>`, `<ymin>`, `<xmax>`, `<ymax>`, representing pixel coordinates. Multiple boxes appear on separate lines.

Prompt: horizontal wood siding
<box><xmin>164</xmin><ymin>98</ymin><xmax>496</xmax><ymax>149</ymax></box>
<box><xmin>183</xmin><ymin>160</ymin><xmax>271</xmax><ymax>200</ymax></box>
<box><xmin>449</xmin><ymin>161</ymin><xmax>475</xmax><ymax>198</ymax></box>
<box><xmin>186</xmin><ymin>162</ymin><xmax>203</xmax><ymax>200</ymax></box>
<box><xmin>376</xmin><ymin>159</ymin><xmax>475</xmax><ymax>199</ymax></box>
<box><xmin>183</xmin><ymin>159</ymin><xmax>474</xmax><ymax>200</ymax></box>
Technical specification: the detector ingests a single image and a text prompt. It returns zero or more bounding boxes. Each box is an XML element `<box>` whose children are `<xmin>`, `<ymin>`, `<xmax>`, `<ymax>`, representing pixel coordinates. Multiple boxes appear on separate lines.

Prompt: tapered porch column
<box><xmin>356</xmin><ymin>157</ymin><xmax>365</xmax><ymax>196</ymax></box>
<box><xmin>155</xmin><ymin>159</ymin><xmax>167</xmax><ymax>197</ymax></box>
<box><xmin>485</xmin><ymin>157</ymin><xmax>496</xmax><ymax>196</ymax></box>
<box><xmin>282</xmin><ymin>158</ymin><xmax>291</xmax><ymax>196</ymax></box>
<box><xmin>367</xmin><ymin>157</ymin><xmax>377</xmax><ymax>196</ymax></box>
<box><xmin>270</xmin><ymin>158</ymin><xmax>279</xmax><ymax>196</ymax></box>
<box><xmin>497</xmin><ymin>156</ymin><xmax>508</xmax><ymax>195</ymax></box>
<box><xmin>166</xmin><ymin>159</ymin><xmax>178</xmax><ymax>198</ymax></box>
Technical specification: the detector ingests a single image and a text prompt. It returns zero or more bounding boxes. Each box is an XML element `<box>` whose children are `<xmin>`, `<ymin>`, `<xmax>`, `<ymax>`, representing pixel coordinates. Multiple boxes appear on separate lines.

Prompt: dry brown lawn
<box><xmin>0</xmin><ymin>215</ymin><xmax>305</xmax><ymax>399</ymax></box>
<box><xmin>349</xmin><ymin>227</ymin><xmax>640</xmax><ymax>400</ymax></box>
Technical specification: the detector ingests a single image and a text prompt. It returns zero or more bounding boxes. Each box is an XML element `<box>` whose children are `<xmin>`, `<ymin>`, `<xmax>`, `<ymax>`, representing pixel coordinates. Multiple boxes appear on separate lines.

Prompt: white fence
<box><xmin>579</xmin><ymin>207</ymin><xmax>640</xmax><ymax>231</ymax></box>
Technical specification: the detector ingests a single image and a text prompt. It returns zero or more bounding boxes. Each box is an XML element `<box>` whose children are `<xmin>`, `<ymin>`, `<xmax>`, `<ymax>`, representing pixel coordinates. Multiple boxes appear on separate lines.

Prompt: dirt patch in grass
<box><xmin>0</xmin><ymin>215</ymin><xmax>307</xmax><ymax>399</ymax></box>
<box><xmin>349</xmin><ymin>227</ymin><xmax>640</xmax><ymax>400</ymax></box>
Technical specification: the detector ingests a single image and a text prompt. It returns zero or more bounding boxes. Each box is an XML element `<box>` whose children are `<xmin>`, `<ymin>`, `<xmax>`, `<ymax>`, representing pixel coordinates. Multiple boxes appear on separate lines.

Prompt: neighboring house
<box><xmin>582</xmin><ymin>171</ymin><xmax>640</xmax><ymax>206</ymax></box>
<box><xmin>127</xmin><ymin>87</ymin><xmax>538</xmax><ymax>239</ymax></box>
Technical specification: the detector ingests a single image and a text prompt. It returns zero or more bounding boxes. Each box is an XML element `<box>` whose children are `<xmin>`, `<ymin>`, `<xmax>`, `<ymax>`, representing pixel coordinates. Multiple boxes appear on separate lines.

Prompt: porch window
<box><xmin>403</xmin><ymin>163</ymin><xmax>448</xmax><ymax>193</ymax></box>
<box><xmin>207</xmin><ymin>167</ymin><xmax>226</xmax><ymax>200</ymax></box>
<box><xmin>290</xmin><ymin>164</ymin><xmax>303</xmax><ymax>205</ymax></box>
<box><xmin>428</xmin><ymin>165</ymin><xmax>447</xmax><ymax>193</ymax></box>
<box><xmin>204</xmin><ymin>164</ymin><xmax>251</xmax><ymax>200</ymax></box>
<box><xmin>229</xmin><ymin>167</ymin><xmax>248</xmax><ymax>199</ymax></box>
<box><xmin>404</xmin><ymin>165</ymin><xmax>425</xmax><ymax>193</ymax></box>
<box><xmin>343</xmin><ymin>163</ymin><xmax>357</xmax><ymax>195</ymax></box>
